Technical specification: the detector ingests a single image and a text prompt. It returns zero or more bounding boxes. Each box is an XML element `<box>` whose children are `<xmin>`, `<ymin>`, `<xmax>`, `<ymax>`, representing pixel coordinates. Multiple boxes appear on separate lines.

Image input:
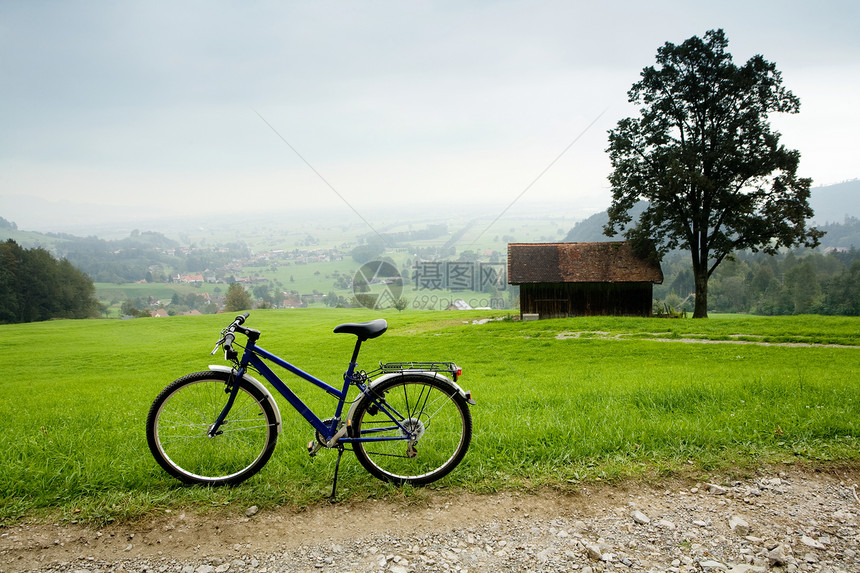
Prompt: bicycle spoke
<box><xmin>148</xmin><ymin>374</ymin><xmax>277</xmax><ymax>484</ymax></box>
<box><xmin>352</xmin><ymin>377</ymin><xmax>471</xmax><ymax>484</ymax></box>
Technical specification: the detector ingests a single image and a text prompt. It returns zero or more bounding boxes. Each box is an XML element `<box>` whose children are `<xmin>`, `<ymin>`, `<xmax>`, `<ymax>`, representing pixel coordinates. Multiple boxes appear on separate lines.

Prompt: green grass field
<box><xmin>1</xmin><ymin>310</ymin><xmax>857</xmax><ymax>525</ymax></box>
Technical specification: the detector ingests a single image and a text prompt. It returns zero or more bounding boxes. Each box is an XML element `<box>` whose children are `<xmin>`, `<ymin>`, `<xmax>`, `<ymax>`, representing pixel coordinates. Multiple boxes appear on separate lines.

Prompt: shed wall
<box><xmin>519</xmin><ymin>282</ymin><xmax>654</xmax><ymax>318</ymax></box>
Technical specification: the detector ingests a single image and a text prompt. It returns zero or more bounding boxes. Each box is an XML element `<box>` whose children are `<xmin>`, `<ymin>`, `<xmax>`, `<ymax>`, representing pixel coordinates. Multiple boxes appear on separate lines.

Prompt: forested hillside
<box><xmin>0</xmin><ymin>239</ymin><xmax>100</xmax><ymax>323</ymax></box>
<box><xmin>655</xmin><ymin>248</ymin><xmax>860</xmax><ymax>315</ymax></box>
<box><xmin>564</xmin><ymin>181</ymin><xmax>860</xmax><ymax>316</ymax></box>
<box><xmin>0</xmin><ymin>217</ymin><xmax>252</xmax><ymax>284</ymax></box>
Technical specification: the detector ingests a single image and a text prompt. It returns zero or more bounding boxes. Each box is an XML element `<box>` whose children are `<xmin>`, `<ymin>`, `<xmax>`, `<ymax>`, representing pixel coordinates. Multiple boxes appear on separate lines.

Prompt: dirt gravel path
<box><xmin>2</xmin><ymin>466</ymin><xmax>859</xmax><ymax>572</ymax></box>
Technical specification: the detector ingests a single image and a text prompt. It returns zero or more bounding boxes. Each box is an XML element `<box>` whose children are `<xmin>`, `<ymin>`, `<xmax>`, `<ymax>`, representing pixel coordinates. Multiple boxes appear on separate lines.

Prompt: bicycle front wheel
<box><xmin>350</xmin><ymin>375</ymin><xmax>472</xmax><ymax>485</ymax></box>
<box><xmin>146</xmin><ymin>371</ymin><xmax>278</xmax><ymax>486</ymax></box>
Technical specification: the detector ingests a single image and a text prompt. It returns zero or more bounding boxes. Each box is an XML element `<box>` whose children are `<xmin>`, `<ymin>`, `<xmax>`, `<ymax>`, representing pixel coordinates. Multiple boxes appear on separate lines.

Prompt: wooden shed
<box><xmin>507</xmin><ymin>242</ymin><xmax>663</xmax><ymax>319</ymax></box>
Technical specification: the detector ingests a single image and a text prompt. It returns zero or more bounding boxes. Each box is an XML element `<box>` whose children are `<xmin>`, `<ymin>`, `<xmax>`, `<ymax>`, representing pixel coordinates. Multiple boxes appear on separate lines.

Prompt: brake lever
<box><xmin>210</xmin><ymin>330</ymin><xmax>227</xmax><ymax>355</ymax></box>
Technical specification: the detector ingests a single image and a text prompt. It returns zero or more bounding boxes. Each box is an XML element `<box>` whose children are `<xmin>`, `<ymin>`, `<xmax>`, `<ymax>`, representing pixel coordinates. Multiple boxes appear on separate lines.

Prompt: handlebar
<box><xmin>212</xmin><ymin>312</ymin><xmax>252</xmax><ymax>361</ymax></box>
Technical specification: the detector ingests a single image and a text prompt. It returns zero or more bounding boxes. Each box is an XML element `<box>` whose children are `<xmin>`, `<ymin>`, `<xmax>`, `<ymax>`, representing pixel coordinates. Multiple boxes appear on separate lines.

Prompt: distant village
<box><xmin>134</xmin><ymin>246</ymin><xmax>351</xmax><ymax>317</ymax></box>
<box><xmin>164</xmin><ymin>246</ymin><xmax>346</xmax><ymax>285</ymax></box>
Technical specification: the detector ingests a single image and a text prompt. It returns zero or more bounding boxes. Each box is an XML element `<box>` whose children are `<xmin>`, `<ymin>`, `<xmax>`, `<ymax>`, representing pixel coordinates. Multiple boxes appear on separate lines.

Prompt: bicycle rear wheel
<box><xmin>350</xmin><ymin>375</ymin><xmax>472</xmax><ymax>485</ymax></box>
<box><xmin>146</xmin><ymin>371</ymin><xmax>278</xmax><ymax>486</ymax></box>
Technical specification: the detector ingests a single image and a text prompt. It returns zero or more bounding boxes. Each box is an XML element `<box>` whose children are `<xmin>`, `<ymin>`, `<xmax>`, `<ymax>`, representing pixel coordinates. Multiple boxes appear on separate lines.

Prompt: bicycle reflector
<box><xmin>450</xmin><ymin>364</ymin><xmax>462</xmax><ymax>381</ymax></box>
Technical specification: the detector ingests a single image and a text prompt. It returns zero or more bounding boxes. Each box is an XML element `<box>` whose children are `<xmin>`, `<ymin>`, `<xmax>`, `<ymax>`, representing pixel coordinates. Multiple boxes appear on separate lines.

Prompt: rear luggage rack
<box><xmin>374</xmin><ymin>361</ymin><xmax>461</xmax><ymax>381</ymax></box>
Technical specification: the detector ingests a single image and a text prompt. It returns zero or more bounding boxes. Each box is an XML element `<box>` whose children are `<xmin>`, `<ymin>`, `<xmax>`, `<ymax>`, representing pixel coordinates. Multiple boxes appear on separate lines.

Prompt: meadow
<box><xmin>1</xmin><ymin>310</ymin><xmax>857</xmax><ymax>525</ymax></box>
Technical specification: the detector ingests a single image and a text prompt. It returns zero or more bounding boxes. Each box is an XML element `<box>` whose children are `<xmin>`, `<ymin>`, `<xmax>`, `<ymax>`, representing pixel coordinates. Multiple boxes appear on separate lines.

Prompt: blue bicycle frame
<box><xmin>242</xmin><ymin>343</ymin><xmax>355</xmax><ymax>440</ymax></box>
<box><xmin>209</xmin><ymin>334</ymin><xmax>408</xmax><ymax>447</ymax></box>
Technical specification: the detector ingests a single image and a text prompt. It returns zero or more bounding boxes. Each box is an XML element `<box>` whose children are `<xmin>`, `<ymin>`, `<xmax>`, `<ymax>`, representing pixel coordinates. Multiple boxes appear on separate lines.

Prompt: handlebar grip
<box><xmin>223</xmin><ymin>332</ymin><xmax>238</xmax><ymax>360</ymax></box>
<box><xmin>235</xmin><ymin>312</ymin><xmax>249</xmax><ymax>326</ymax></box>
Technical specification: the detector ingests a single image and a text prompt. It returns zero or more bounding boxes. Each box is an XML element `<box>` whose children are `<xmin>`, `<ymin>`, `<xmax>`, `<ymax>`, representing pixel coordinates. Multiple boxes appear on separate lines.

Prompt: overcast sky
<box><xmin>1</xmin><ymin>0</ymin><xmax>858</xmax><ymax>231</ymax></box>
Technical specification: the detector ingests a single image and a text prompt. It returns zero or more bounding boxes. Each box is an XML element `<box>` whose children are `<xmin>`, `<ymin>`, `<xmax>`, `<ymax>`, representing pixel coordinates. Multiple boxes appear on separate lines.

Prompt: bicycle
<box><xmin>146</xmin><ymin>313</ymin><xmax>475</xmax><ymax>500</ymax></box>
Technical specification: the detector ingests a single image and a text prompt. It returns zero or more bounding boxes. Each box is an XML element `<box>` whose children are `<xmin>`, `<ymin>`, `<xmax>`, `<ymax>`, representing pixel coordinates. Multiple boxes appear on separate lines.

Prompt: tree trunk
<box><xmin>693</xmin><ymin>267</ymin><xmax>709</xmax><ymax>318</ymax></box>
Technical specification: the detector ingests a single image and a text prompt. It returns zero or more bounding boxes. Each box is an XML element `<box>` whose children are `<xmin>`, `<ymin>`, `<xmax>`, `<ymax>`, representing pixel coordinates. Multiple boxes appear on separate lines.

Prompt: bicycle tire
<box><xmin>146</xmin><ymin>370</ymin><xmax>278</xmax><ymax>486</ymax></box>
<box><xmin>350</xmin><ymin>374</ymin><xmax>472</xmax><ymax>485</ymax></box>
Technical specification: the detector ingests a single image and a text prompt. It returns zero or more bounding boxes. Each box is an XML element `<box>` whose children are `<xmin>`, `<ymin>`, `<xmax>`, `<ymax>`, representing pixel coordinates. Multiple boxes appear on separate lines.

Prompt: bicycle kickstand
<box><xmin>329</xmin><ymin>445</ymin><xmax>345</xmax><ymax>504</ymax></box>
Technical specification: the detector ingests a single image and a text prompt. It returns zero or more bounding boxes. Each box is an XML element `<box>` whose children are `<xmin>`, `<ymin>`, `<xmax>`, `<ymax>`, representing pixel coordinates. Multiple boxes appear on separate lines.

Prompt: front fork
<box><xmin>208</xmin><ymin>369</ymin><xmax>243</xmax><ymax>438</ymax></box>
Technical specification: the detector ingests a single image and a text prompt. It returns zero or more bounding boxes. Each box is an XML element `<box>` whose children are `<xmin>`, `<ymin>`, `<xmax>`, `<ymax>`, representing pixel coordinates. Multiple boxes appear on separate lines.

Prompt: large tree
<box><xmin>605</xmin><ymin>29</ymin><xmax>822</xmax><ymax>318</ymax></box>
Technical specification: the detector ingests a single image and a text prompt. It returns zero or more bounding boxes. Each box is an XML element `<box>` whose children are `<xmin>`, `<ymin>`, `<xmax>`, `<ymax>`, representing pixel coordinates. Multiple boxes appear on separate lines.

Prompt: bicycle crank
<box><xmin>308</xmin><ymin>418</ymin><xmax>344</xmax><ymax>456</ymax></box>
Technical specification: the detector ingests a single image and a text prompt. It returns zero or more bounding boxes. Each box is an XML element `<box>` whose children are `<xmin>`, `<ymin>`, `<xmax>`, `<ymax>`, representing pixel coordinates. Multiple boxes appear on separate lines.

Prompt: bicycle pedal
<box><xmin>307</xmin><ymin>441</ymin><xmax>322</xmax><ymax>457</ymax></box>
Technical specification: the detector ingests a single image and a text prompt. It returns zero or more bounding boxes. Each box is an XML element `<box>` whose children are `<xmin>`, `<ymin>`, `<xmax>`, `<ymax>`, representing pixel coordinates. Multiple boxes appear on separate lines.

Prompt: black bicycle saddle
<box><xmin>333</xmin><ymin>319</ymin><xmax>388</xmax><ymax>341</ymax></box>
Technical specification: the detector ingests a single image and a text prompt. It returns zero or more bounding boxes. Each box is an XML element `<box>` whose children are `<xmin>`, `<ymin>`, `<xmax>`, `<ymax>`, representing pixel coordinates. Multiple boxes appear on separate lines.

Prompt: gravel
<box><xmin>2</xmin><ymin>467</ymin><xmax>858</xmax><ymax>573</ymax></box>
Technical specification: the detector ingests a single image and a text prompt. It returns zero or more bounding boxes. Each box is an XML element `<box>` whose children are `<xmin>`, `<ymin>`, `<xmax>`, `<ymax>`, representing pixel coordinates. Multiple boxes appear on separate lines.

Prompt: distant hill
<box><xmin>564</xmin><ymin>181</ymin><xmax>860</xmax><ymax>247</ymax></box>
<box><xmin>563</xmin><ymin>201</ymin><xmax>647</xmax><ymax>243</ymax></box>
<box><xmin>809</xmin><ymin>179</ymin><xmax>860</xmax><ymax>224</ymax></box>
<box><xmin>563</xmin><ymin>212</ymin><xmax>609</xmax><ymax>243</ymax></box>
<box><xmin>0</xmin><ymin>194</ymin><xmax>168</xmax><ymax>236</ymax></box>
